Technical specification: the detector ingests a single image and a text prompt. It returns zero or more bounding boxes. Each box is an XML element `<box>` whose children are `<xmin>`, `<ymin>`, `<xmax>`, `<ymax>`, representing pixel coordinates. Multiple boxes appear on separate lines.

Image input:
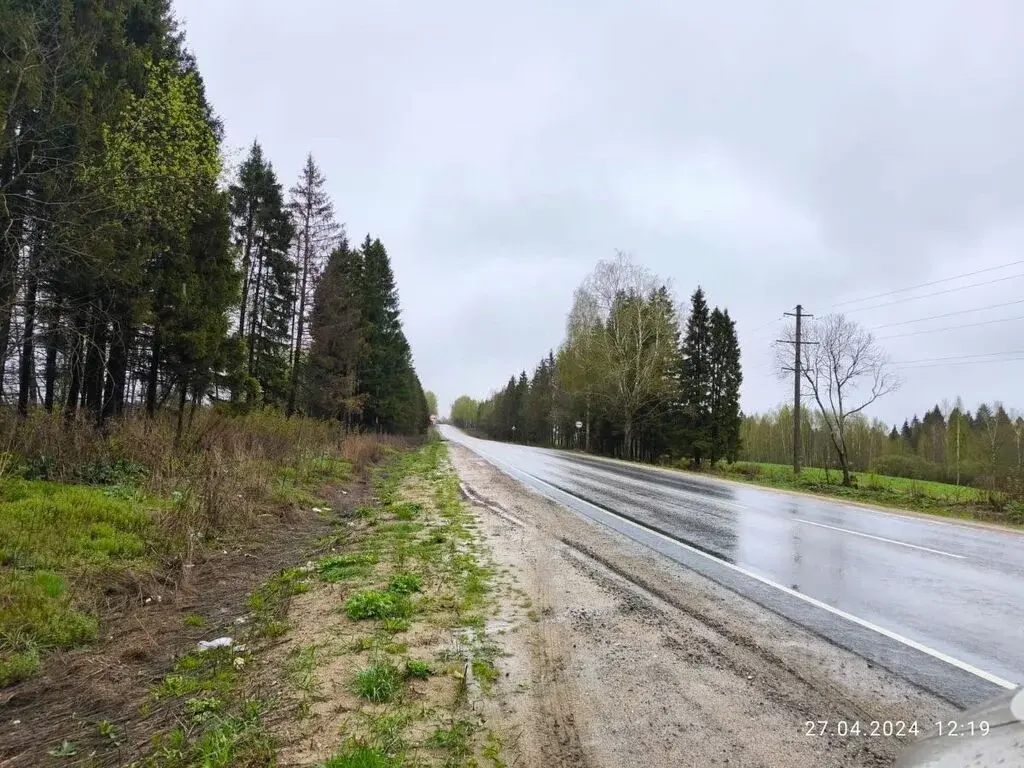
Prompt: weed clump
<box><xmin>388</xmin><ymin>572</ymin><xmax>421</xmax><ymax>595</ymax></box>
<box><xmin>344</xmin><ymin>590</ymin><xmax>412</xmax><ymax>621</ymax></box>
<box><xmin>352</xmin><ymin>662</ymin><xmax>403</xmax><ymax>702</ymax></box>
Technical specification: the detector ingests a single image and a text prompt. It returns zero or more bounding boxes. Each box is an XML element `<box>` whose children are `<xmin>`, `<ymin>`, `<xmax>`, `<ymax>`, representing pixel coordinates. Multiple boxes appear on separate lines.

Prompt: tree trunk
<box><xmin>584</xmin><ymin>398</ymin><xmax>591</xmax><ymax>452</ymax></box>
<box><xmin>247</xmin><ymin>238</ymin><xmax>266</xmax><ymax>374</ymax></box>
<box><xmin>83</xmin><ymin>315</ymin><xmax>107</xmax><ymax>415</ymax></box>
<box><xmin>623</xmin><ymin>411</ymin><xmax>633</xmax><ymax>461</ymax></box>
<box><xmin>176</xmin><ymin>376</ymin><xmax>188</xmax><ymax>445</ymax></box>
<box><xmin>64</xmin><ymin>309</ymin><xmax>87</xmax><ymax>421</ymax></box>
<box><xmin>238</xmin><ymin>208</ymin><xmax>255</xmax><ymax>344</ymax></box>
<box><xmin>103</xmin><ymin>312</ymin><xmax>131</xmax><ymax>423</ymax></box>
<box><xmin>43</xmin><ymin>303</ymin><xmax>60</xmax><ymax>412</ymax></box>
<box><xmin>0</xmin><ymin>153</ymin><xmax>22</xmax><ymax>402</ymax></box>
<box><xmin>17</xmin><ymin>237</ymin><xmax>39</xmax><ymax>416</ymax></box>
<box><xmin>287</xmin><ymin>242</ymin><xmax>309</xmax><ymax>417</ymax></box>
<box><xmin>146</xmin><ymin>329</ymin><xmax>162</xmax><ymax>418</ymax></box>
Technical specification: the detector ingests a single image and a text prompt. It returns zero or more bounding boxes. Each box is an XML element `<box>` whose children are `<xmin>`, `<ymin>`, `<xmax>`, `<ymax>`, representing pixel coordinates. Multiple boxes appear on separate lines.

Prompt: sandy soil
<box><xmin>446</xmin><ymin>443</ymin><xmax>955</xmax><ymax>768</ymax></box>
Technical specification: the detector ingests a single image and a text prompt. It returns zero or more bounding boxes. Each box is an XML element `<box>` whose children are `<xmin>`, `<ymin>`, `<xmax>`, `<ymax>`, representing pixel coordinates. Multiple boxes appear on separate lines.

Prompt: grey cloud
<box><xmin>175</xmin><ymin>0</ymin><xmax>1024</xmax><ymax>423</ymax></box>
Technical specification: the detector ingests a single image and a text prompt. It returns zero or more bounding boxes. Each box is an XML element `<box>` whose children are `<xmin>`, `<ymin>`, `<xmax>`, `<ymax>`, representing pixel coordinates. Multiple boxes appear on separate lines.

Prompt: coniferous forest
<box><xmin>0</xmin><ymin>1</ymin><xmax>429</xmax><ymax>434</ymax></box>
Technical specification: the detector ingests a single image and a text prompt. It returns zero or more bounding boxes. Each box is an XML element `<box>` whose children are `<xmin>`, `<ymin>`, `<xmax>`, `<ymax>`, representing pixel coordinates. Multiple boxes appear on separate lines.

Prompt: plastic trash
<box><xmin>197</xmin><ymin>637</ymin><xmax>233</xmax><ymax>651</ymax></box>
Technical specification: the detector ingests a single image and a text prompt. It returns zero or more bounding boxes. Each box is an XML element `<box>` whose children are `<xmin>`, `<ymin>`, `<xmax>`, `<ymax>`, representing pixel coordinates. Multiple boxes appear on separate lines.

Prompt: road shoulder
<box><xmin>447</xmin><ymin>441</ymin><xmax>954</xmax><ymax>768</ymax></box>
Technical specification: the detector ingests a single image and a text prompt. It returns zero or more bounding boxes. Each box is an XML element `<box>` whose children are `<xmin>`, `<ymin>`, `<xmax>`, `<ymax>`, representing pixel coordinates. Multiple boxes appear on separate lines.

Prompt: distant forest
<box><xmin>740</xmin><ymin>401</ymin><xmax>1024</xmax><ymax>491</ymax></box>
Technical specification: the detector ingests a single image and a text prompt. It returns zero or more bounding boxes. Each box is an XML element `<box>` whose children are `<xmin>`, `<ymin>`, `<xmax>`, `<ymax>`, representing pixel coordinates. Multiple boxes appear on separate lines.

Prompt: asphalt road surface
<box><xmin>439</xmin><ymin>426</ymin><xmax>1024</xmax><ymax>709</ymax></box>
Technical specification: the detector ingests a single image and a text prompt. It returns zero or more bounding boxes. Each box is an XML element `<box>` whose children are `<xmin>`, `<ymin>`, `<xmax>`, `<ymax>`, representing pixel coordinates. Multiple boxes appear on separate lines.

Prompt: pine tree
<box><xmin>287</xmin><ymin>154</ymin><xmax>339</xmax><ymax>416</ymax></box>
<box><xmin>708</xmin><ymin>307</ymin><xmax>742</xmax><ymax>464</ymax></box>
<box><xmin>676</xmin><ymin>287</ymin><xmax>713</xmax><ymax>466</ymax></box>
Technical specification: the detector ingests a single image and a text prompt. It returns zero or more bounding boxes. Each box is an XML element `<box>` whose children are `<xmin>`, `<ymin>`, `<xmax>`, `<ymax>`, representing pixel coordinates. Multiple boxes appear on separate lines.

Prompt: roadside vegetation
<box><xmin>2</xmin><ymin>5</ymin><xmax>441</xmax><ymax>762</ymax></box>
<box><xmin>266</xmin><ymin>436</ymin><xmax>507</xmax><ymax>768</ymax></box>
<box><xmin>708</xmin><ymin>461</ymin><xmax>1024</xmax><ymax>524</ymax></box>
<box><xmin>129</xmin><ymin>435</ymin><xmax>508</xmax><ymax>767</ymax></box>
<box><xmin>0</xmin><ymin>407</ymin><xmax>395</xmax><ymax>688</ymax></box>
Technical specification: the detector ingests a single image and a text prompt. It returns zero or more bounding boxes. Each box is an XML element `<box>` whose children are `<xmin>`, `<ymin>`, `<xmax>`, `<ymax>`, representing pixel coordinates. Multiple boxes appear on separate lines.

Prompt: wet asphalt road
<box><xmin>440</xmin><ymin>426</ymin><xmax>1024</xmax><ymax>709</ymax></box>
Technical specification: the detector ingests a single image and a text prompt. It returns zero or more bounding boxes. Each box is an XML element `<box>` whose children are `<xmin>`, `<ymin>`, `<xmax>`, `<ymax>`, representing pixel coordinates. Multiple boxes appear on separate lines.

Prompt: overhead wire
<box><xmin>892</xmin><ymin>350</ymin><xmax>1024</xmax><ymax>366</ymax></box>
<box><xmin>893</xmin><ymin>356</ymin><xmax>1024</xmax><ymax>371</ymax></box>
<box><xmin>870</xmin><ymin>298</ymin><xmax>1024</xmax><ymax>330</ymax></box>
<box><xmin>843</xmin><ymin>272</ymin><xmax>1024</xmax><ymax>314</ymax></box>
<box><xmin>825</xmin><ymin>258</ymin><xmax>1024</xmax><ymax>310</ymax></box>
<box><xmin>874</xmin><ymin>314</ymin><xmax>1024</xmax><ymax>341</ymax></box>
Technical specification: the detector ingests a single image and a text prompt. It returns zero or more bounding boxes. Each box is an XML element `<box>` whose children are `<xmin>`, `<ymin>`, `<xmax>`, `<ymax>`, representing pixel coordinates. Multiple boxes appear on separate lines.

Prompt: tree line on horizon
<box><xmin>450</xmin><ymin>252</ymin><xmax>743</xmax><ymax>465</ymax></box>
<box><xmin>1</xmin><ymin>1</ymin><xmax>428</xmax><ymax>435</ymax></box>
<box><xmin>740</xmin><ymin>400</ymin><xmax>1024</xmax><ymax>491</ymax></box>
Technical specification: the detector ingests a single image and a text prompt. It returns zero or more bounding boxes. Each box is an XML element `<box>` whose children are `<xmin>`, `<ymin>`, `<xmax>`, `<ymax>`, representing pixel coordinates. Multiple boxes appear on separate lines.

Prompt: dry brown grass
<box><xmin>0</xmin><ymin>406</ymin><xmax>405</xmax><ymax>549</ymax></box>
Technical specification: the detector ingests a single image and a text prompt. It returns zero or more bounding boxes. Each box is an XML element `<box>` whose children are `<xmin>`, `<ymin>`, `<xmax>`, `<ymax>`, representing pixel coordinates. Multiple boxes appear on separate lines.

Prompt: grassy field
<box><xmin>0</xmin><ymin>410</ymin><xmax>393</xmax><ymax>691</ymax></box>
<box><xmin>711</xmin><ymin>460</ymin><xmax>1024</xmax><ymax>525</ymax></box>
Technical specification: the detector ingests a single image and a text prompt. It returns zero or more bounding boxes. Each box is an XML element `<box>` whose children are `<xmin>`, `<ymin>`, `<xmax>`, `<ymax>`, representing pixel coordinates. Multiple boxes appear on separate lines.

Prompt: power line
<box><xmin>871</xmin><ymin>298</ymin><xmax>1024</xmax><ymax>330</ymax></box>
<box><xmin>827</xmin><ymin>258</ymin><xmax>1024</xmax><ymax>310</ymax></box>
<box><xmin>875</xmin><ymin>314</ymin><xmax>1024</xmax><ymax>341</ymax></box>
<box><xmin>892</xmin><ymin>350</ymin><xmax>1024</xmax><ymax>366</ymax></box>
<box><xmin>894</xmin><ymin>356</ymin><xmax>1024</xmax><ymax>370</ymax></box>
<box><xmin>843</xmin><ymin>272</ymin><xmax>1024</xmax><ymax>314</ymax></box>
<box><xmin>746</xmin><ymin>315</ymin><xmax>784</xmax><ymax>335</ymax></box>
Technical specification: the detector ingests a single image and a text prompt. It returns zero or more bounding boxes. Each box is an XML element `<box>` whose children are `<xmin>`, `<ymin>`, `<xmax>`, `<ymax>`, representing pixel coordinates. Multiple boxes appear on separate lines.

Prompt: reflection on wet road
<box><xmin>440</xmin><ymin>426</ymin><xmax>1024</xmax><ymax>708</ymax></box>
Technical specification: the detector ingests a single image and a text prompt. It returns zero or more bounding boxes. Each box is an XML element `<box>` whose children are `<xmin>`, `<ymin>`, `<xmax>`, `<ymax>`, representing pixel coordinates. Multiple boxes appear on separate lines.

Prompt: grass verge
<box><xmin>709</xmin><ymin>461</ymin><xmax>1023</xmax><ymax>525</ymax></box>
<box><xmin>268</xmin><ymin>435</ymin><xmax>508</xmax><ymax>768</ymax></box>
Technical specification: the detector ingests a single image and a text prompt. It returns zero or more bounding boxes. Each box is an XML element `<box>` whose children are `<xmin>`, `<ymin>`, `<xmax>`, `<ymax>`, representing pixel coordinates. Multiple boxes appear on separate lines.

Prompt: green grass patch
<box><xmin>389</xmin><ymin>501</ymin><xmax>422</xmax><ymax>521</ymax></box>
<box><xmin>345</xmin><ymin>590</ymin><xmax>413</xmax><ymax>621</ymax></box>
<box><xmin>319</xmin><ymin>741</ymin><xmax>400</xmax><ymax>768</ymax></box>
<box><xmin>711</xmin><ymin>461</ymin><xmax>1006</xmax><ymax>520</ymax></box>
<box><xmin>0</xmin><ymin>647</ymin><xmax>41</xmax><ymax>686</ymax></box>
<box><xmin>0</xmin><ymin>479</ymin><xmax>161</xmax><ymax>686</ymax></box>
<box><xmin>317</xmin><ymin>552</ymin><xmax>379</xmax><ymax>583</ymax></box>
<box><xmin>284</xmin><ymin>644</ymin><xmax>321</xmax><ymax>692</ymax></box>
<box><xmin>184</xmin><ymin>613</ymin><xmax>206</xmax><ymax>628</ymax></box>
<box><xmin>388</xmin><ymin>572</ymin><xmax>421</xmax><ymax>595</ymax></box>
<box><xmin>246</xmin><ymin>567</ymin><xmax>309</xmax><ymax>638</ymax></box>
<box><xmin>375</xmin><ymin>522</ymin><xmax>423</xmax><ymax>538</ymax></box>
<box><xmin>404</xmin><ymin>659</ymin><xmax>432</xmax><ymax>679</ymax></box>
<box><xmin>352</xmin><ymin>662</ymin><xmax>404</xmax><ymax>702</ymax></box>
<box><xmin>472</xmin><ymin>659</ymin><xmax>499</xmax><ymax>693</ymax></box>
<box><xmin>427</xmin><ymin>720</ymin><xmax>474</xmax><ymax>757</ymax></box>
<box><xmin>383</xmin><ymin>618</ymin><xmax>411</xmax><ymax>633</ymax></box>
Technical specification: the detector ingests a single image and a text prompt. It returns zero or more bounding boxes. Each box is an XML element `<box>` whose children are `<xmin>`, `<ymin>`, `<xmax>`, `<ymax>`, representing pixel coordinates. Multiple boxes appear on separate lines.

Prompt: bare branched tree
<box><xmin>775</xmin><ymin>313</ymin><xmax>899</xmax><ymax>486</ymax></box>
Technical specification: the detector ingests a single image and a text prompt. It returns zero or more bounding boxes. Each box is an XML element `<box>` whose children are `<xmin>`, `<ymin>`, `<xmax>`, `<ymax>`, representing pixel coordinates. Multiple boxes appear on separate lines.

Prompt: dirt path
<box><xmin>447</xmin><ymin>443</ymin><xmax>954</xmax><ymax>768</ymax></box>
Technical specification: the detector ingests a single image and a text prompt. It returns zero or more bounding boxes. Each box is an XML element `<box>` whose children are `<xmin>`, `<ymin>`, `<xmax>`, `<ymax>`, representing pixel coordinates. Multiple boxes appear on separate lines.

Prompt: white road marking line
<box><xmin>794</xmin><ymin>518</ymin><xmax>966</xmax><ymax>559</ymax></box>
<box><xmin>461</xmin><ymin>441</ymin><xmax>1018</xmax><ymax>691</ymax></box>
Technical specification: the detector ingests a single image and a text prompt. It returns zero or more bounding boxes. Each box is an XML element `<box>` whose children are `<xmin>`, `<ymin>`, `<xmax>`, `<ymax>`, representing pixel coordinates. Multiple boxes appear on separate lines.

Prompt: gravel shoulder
<box><xmin>447</xmin><ymin>441</ymin><xmax>956</xmax><ymax>768</ymax></box>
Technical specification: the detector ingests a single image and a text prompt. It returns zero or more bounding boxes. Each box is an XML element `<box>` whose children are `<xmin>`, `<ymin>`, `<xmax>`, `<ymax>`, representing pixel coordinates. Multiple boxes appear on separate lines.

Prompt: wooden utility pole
<box><xmin>779</xmin><ymin>305</ymin><xmax>814</xmax><ymax>474</ymax></box>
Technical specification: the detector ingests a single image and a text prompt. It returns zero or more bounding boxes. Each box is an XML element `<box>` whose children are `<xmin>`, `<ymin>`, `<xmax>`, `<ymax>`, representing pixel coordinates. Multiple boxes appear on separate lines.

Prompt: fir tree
<box><xmin>307</xmin><ymin>238</ymin><xmax>364</xmax><ymax>423</ymax></box>
<box><xmin>708</xmin><ymin>307</ymin><xmax>742</xmax><ymax>463</ymax></box>
<box><xmin>677</xmin><ymin>287</ymin><xmax>713</xmax><ymax>466</ymax></box>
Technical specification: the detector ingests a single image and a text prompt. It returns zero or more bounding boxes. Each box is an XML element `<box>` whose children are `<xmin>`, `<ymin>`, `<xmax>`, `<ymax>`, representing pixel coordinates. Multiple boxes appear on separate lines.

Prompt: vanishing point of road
<box><xmin>439</xmin><ymin>425</ymin><xmax>1024</xmax><ymax>709</ymax></box>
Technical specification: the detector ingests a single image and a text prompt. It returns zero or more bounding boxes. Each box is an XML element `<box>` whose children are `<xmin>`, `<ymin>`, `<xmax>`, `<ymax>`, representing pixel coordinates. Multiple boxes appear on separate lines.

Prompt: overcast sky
<box><xmin>175</xmin><ymin>0</ymin><xmax>1024</xmax><ymax>425</ymax></box>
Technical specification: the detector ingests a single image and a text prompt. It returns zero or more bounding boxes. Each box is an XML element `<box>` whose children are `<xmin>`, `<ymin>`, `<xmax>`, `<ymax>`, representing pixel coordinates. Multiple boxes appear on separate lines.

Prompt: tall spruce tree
<box><xmin>231</xmin><ymin>157</ymin><xmax>295</xmax><ymax>405</ymax></box>
<box><xmin>307</xmin><ymin>237</ymin><xmax>364</xmax><ymax>423</ymax></box>
<box><xmin>354</xmin><ymin>236</ymin><xmax>417</xmax><ymax>431</ymax></box>
<box><xmin>677</xmin><ymin>286</ymin><xmax>713</xmax><ymax>466</ymax></box>
<box><xmin>708</xmin><ymin>307</ymin><xmax>742</xmax><ymax>463</ymax></box>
